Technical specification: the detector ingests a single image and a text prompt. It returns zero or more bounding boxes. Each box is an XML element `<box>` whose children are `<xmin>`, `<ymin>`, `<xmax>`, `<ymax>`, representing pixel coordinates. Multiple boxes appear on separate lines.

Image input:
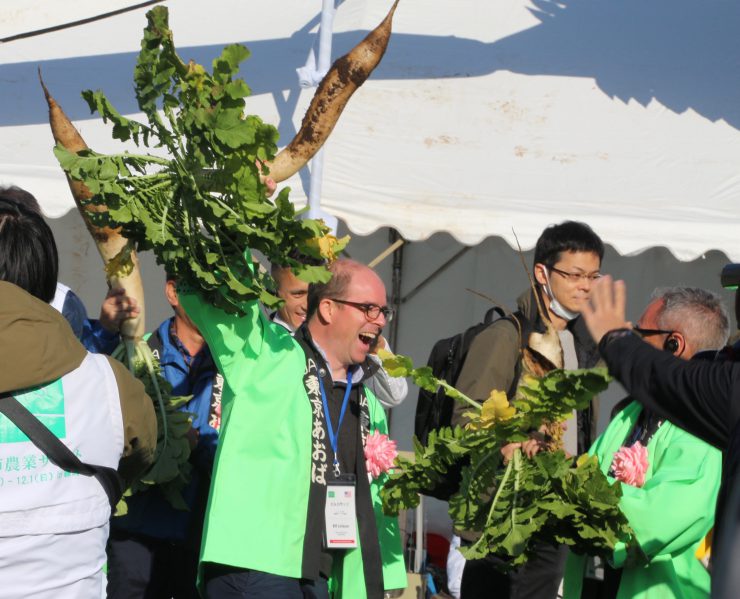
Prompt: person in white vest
<box><xmin>0</xmin><ymin>197</ymin><xmax>156</xmax><ymax>598</ymax></box>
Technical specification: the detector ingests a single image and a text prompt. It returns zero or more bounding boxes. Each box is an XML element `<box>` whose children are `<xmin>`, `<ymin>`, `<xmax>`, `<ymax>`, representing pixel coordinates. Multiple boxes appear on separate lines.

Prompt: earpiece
<box><xmin>663</xmin><ymin>336</ymin><xmax>679</xmax><ymax>354</ymax></box>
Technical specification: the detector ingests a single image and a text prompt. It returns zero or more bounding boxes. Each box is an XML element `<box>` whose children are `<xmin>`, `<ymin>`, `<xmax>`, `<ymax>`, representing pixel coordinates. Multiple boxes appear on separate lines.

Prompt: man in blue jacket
<box><xmin>106</xmin><ymin>278</ymin><xmax>222</xmax><ymax>599</ymax></box>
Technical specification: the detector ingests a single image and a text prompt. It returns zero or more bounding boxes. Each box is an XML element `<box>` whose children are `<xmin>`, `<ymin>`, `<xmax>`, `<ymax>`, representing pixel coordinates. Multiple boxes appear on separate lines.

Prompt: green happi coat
<box><xmin>179</xmin><ymin>288</ymin><xmax>406</xmax><ymax>598</ymax></box>
<box><xmin>563</xmin><ymin>401</ymin><xmax>721</xmax><ymax>599</ymax></box>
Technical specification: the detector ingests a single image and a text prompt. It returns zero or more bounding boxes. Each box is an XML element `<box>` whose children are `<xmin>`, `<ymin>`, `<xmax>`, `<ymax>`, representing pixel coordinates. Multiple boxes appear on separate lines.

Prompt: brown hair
<box><xmin>306</xmin><ymin>259</ymin><xmax>365</xmax><ymax>319</ymax></box>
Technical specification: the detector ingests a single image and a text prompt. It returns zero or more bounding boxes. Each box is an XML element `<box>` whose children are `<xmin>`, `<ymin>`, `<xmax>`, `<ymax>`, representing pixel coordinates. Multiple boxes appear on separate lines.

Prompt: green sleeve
<box><xmin>369</xmin><ymin>391</ymin><xmax>407</xmax><ymax>591</ymax></box>
<box><xmin>177</xmin><ymin>285</ymin><xmax>264</xmax><ymax>383</ymax></box>
<box><xmin>611</xmin><ymin>426</ymin><xmax>722</xmax><ymax>568</ymax></box>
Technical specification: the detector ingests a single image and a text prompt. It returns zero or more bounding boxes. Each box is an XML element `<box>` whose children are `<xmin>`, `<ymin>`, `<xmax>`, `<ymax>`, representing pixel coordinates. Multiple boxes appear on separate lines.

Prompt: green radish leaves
<box><xmin>379</xmin><ymin>357</ymin><xmax>634</xmax><ymax>570</ymax></box>
<box><xmin>56</xmin><ymin>5</ymin><xmax>346</xmax><ymax>314</ymax></box>
<box><xmin>111</xmin><ymin>341</ymin><xmax>195</xmax><ymax>514</ymax></box>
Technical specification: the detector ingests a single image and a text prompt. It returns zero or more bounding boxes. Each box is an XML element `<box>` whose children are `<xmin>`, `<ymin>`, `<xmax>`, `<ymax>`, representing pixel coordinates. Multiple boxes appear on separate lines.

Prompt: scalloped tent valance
<box><xmin>1</xmin><ymin>0</ymin><xmax>739</xmax><ymax>260</ymax></box>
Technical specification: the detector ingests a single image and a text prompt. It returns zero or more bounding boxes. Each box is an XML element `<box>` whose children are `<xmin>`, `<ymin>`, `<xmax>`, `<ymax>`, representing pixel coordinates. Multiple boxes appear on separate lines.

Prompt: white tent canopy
<box><xmin>3</xmin><ymin>1</ymin><xmax>739</xmax><ymax>537</ymax></box>
<box><xmin>2</xmin><ymin>0</ymin><xmax>739</xmax><ymax>260</ymax></box>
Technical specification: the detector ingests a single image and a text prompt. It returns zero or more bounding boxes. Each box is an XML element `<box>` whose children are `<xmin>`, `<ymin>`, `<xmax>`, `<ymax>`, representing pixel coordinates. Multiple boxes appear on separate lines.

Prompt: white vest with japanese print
<box><xmin>0</xmin><ymin>352</ymin><xmax>124</xmax><ymax>598</ymax></box>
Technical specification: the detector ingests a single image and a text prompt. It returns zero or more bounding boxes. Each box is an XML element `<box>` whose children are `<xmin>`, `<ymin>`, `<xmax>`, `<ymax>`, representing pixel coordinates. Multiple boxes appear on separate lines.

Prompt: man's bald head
<box><xmin>306</xmin><ymin>259</ymin><xmax>388</xmax><ymax>379</ymax></box>
<box><xmin>306</xmin><ymin>259</ymin><xmax>376</xmax><ymax>320</ymax></box>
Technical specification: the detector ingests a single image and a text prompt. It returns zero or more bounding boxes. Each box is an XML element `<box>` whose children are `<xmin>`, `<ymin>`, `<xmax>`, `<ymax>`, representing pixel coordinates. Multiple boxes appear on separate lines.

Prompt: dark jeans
<box><xmin>203</xmin><ymin>564</ymin><xmax>330</xmax><ymax>599</ymax></box>
<box><xmin>460</xmin><ymin>543</ymin><xmax>568</xmax><ymax>599</ymax></box>
<box><xmin>106</xmin><ymin>530</ymin><xmax>200</xmax><ymax>599</ymax></box>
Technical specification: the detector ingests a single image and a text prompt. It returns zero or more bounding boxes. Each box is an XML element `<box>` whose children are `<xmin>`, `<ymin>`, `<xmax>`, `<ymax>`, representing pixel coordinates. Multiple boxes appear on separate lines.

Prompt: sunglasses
<box><xmin>632</xmin><ymin>326</ymin><xmax>674</xmax><ymax>338</ymax></box>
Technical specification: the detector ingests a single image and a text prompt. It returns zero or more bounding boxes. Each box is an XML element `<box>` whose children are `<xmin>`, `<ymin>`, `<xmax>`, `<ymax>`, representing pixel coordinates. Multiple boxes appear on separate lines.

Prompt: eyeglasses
<box><xmin>550</xmin><ymin>266</ymin><xmax>603</xmax><ymax>283</ymax></box>
<box><xmin>330</xmin><ymin>298</ymin><xmax>394</xmax><ymax>322</ymax></box>
<box><xmin>632</xmin><ymin>326</ymin><xmax>674</xmax><ymax>338</ymax></box>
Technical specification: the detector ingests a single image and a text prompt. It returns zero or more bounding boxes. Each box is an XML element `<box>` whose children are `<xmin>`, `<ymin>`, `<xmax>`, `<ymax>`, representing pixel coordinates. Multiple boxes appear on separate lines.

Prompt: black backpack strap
<box><xmin>0</xmin><ymin>392</ymin><xmax>123</xmax><ymax>509</ymax></box>
<box><xmin>506</xmin><ymin>310</ymin><xmax>529</xmax><ymax>399</ymax></box>
<box><xmin>483</xmin><ymin>306</ymin><xmax>507</xmax><ymax>325</ymax></box>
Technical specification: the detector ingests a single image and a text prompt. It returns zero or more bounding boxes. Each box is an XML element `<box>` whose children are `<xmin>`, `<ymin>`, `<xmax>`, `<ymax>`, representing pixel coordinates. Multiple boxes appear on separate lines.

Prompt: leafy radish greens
<box><xmin>54</xmin><ymin>6</ymin><xmax>347</xmax><ymax>315</ymax></box>
<box><xmin>51</xmin><ymin>6</ymin><xmax>349</xmax><ymax>512</ymax></box>
<box><xmin>379</xmin><ymin>354</ymin><xmax>635</xmax><ymax>569</ymax></box>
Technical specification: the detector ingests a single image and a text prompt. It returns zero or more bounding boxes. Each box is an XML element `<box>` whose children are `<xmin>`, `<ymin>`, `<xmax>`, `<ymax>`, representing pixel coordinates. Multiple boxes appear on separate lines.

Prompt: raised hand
<box><xmin>580</xmin><ymin>275</ymin><xmax>630</xmax><ymax>344</ymax></box>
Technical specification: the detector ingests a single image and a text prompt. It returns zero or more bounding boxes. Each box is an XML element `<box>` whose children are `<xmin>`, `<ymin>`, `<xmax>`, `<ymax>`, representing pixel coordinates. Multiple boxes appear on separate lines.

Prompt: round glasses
<box><xmin>330</xmin><ymin>298</ymin><xmax>394</xmax><ymax>322</ymax></box>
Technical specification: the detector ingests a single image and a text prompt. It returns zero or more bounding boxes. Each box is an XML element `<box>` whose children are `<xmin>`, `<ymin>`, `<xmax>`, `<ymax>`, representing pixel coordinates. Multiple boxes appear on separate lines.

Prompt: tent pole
<box><xmin>304</xmin><ymin>0</ymin><xmax>338</xmax><ymax>232</ymax></box>
<box><xmin>388</xmin><ymin>228</ymin><xmax>404</xmax><ymax>351</ymax></box>
<box><xmin>386</xmin><ymin>228</ymin><xmax>404</xmax><ymax>432</ymax></box>
<box><xmin>368</xmin><ymin>238</ymin><xmax>405</xmax><ymax>268</ymax></box>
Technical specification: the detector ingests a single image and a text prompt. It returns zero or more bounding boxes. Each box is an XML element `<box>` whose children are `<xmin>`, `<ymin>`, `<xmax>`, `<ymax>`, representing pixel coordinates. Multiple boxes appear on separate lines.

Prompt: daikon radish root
<box><xmin>40</xmin><ymin>70</ymin><xmax>145</xmax><ymax>341</ymax></box>
<box><xmin>266</xmin><ymin>0</ymin><xmax>400</xmax><ymax>182</ymax></box>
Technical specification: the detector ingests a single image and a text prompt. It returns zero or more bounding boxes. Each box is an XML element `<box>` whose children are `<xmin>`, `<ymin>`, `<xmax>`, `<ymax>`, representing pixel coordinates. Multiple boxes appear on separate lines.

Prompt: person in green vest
<box><xmin>179</xmin><ymin>258</ymin><xmax>406</xmax><ymax>599</ymax></box>
<box><xmin>269</xmin><ymin>262</ymin><xmax>409</xmax><ymax>408</ymax></box>
<box><xmin>563</xmin><ymin>287</ymin><xmax>727</xmax><ymax>599</ymax></box>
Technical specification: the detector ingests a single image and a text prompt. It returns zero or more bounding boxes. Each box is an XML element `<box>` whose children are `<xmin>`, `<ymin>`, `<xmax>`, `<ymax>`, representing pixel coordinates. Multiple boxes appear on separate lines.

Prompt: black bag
<box><xmin>413</xmin><ymin>307</ymin><xmax>526</xmax><ymax>500</ymax></box>
<box><xmin>0</xmin><ymin>391</ymin><xmax>124</xmax><ymax>509</ymax></box>
<box><xmin>414</xmin><ymin>307</ymin><xmax>526</xmax><ymax>445</ymax></box>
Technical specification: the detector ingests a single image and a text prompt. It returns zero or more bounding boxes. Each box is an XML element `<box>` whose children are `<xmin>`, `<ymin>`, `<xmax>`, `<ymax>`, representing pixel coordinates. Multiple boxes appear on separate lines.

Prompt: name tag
<box><xmin>324</xmin><ymin>476</ymin><xmax>358</xmax><ymax>549</ymax></box>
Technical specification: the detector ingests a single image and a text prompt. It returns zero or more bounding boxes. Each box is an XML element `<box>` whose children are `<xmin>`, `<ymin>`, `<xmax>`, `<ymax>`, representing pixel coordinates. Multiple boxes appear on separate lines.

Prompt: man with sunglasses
<box><xmin>178</xmin><ymin>258</ymin><xmax>406</xmax><ymax>599</ymax></box>
<box><xmin>580</xmin><ymin>278</ymin><xmax>740</xmax><ymax>599</ymax></box>
<box><xmin>564</xmin><ymin>287</ymin><xmax>727</xmax><ymax>598</ymax></box>
<box><xmin>270</xmin><ymin>263</ymin><xmax>408</xmax><ymax>408</ymax></box>
<box><xmin>452</xmin><ymin>221</ymin><xmax>605</xmax><ymax>599</ymax></box>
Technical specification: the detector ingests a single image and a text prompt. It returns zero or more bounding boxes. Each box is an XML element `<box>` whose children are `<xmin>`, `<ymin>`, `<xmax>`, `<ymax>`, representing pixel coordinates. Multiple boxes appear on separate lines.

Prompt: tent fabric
<box><xmin>1</xmin><ymin>0</ymin><xmax>739</xmax><ymax>260</ymax></box>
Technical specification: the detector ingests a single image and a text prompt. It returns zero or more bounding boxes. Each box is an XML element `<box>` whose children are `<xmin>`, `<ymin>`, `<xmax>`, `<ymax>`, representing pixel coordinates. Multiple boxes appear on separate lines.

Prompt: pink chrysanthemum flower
<box><xmin>611</xmin><ymin>441</ymin><xmax>649</xmax><ymax>487</ymax></box>
<box><xmin>365</xmin><ymin>431</ymin><xmax>398</xmax><ymax>479</ymax></box>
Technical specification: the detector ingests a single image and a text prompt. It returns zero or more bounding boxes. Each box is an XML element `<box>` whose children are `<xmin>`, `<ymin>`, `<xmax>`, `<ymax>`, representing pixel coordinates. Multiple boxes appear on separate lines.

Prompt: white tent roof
<box><xmin>2</xmin><ymin>0</ymin><xmax>739</xmax><ymax>260</ymax></box>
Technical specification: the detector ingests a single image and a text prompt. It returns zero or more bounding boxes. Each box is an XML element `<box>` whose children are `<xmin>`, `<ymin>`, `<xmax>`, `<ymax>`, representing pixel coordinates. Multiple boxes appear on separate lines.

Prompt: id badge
<box><xmin>324</xmin><ymin>474</ymin><xmax>358</xmax><ymax>549</ymax></box>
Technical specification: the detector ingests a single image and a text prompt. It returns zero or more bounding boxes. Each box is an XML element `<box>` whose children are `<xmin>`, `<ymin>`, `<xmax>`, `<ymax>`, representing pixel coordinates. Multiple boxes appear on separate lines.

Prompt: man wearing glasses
<box><xmin>564</xmin><ymin>287</ymin><xmax>726</xmax><ymax>598</ymax></box>
<box><xmin>579</xmin><ymin>277</ymin><xmax>740</xmax><ymax>599</ymax></box>
<box><xmin>269</xmin><ymin>263</ymin><xmax>408</xmax><ymax>408</ymax></box>
<box><xmin>179</xmin><ymin>259</ymin><xmax>406</xmax><ymax>599</ymax></box>
<box><xmin>452</xmin><ymin>221</ymin><xmax>605</xmax><ymax>599</ymax></box>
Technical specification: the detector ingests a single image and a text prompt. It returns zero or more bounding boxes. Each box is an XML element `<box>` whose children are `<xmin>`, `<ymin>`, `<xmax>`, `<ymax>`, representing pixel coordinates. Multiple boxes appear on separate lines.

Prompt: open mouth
<box><xmin>358</xmin><ymin>332</ymin><xmax>378</xmax><ymax>347</ymax></box>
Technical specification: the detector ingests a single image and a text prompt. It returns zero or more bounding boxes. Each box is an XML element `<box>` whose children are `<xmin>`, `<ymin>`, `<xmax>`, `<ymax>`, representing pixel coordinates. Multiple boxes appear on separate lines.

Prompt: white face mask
<box><xmin>542</xmin><ymin>268</ymin><xmax>579</xmax><ymax>321</ymax></box>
